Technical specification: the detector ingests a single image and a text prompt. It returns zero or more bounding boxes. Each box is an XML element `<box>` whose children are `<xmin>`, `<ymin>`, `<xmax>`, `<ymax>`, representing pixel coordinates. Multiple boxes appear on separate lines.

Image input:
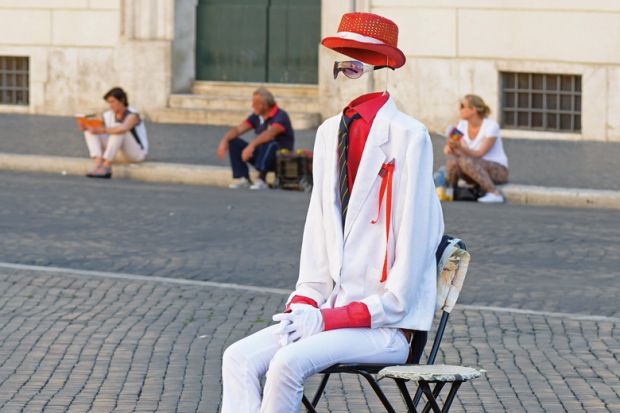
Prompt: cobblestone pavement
<box><xmin>1</xmin><ymin>171</ymin><xmax>619</xmax><ymax>318</ymax></box>
<box><xmin>2</xmin><ymin>113</ymin><xmax>620</xmax><ymax>190</ymax></box>
<box><xmin>0</xmin><ymin>267</ymin><xmax>618</xmax><ymax>412</ymax></box>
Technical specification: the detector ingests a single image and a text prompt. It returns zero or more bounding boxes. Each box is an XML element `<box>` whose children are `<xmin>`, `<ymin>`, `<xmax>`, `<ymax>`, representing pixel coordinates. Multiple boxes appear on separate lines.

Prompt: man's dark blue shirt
<box><xmin>244</xmin><ymin>105</ymin><xmax>295</xmax><ymax>150</ymax></box>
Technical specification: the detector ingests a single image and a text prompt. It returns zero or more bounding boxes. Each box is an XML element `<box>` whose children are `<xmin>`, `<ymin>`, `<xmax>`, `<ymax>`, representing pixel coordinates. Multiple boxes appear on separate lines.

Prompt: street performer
<box><xmin>221</xmin><ymin>12</ymin><xmax>444</xmax><ymax>412</ymax></box>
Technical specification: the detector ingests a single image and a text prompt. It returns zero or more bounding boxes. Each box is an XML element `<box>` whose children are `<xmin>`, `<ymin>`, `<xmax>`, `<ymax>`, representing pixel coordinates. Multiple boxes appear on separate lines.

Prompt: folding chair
<box><xmin>301</xmin><ymin>235</ymin><xmax>472</xmax><ymax>413</ymax></box>
<box><xmin>377</xmin><ymin>364</ymin><xmax>484</xmax><ymax>412</ymax></box>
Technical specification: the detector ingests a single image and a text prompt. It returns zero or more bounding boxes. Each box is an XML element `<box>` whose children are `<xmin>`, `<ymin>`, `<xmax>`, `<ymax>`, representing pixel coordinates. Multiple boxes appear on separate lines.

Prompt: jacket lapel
<box><xmin>343</xmin><ymin>98</ymin><xmax>397</xmax><ymax>241</ymax></box>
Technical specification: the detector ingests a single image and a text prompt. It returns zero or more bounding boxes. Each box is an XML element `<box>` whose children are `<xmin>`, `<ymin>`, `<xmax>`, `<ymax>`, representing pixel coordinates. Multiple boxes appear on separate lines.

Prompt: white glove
<box><xmin>274</xmin><ymin>318</ymin><xmax>293</xmax><ymax>346</ymax></box>
<box><xmin>272</xmin><ymin>304</ymin><xmax>324</xmax><ymax>343</ymax></box>
<box><xmin>273</xmin><ymin>304</ymin><xmax>303</xmax><ymax>346</ymax></box>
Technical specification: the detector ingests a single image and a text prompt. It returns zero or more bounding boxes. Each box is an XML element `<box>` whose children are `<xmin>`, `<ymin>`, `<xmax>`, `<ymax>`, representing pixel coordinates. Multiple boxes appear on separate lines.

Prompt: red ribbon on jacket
<box><xmin>371</xmin><ymin>159</ymin><xmax>395</xmax><ymax>283</ymax></box>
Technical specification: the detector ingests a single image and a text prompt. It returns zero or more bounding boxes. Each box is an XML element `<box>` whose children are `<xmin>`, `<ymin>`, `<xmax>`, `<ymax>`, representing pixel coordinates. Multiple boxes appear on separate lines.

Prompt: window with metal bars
<box><xmin>0</xmin><ymin>56</ymin><xmax>29</xmax><ymax>106</ymax></box>
<box><xmin>500</xmin><ymin>72</ymin><xmax>581</xmax><ymax>132</ymax></box>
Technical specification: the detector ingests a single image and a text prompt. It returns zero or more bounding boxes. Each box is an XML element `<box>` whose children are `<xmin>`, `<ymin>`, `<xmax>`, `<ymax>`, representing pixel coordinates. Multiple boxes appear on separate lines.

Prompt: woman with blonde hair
<box><xmin>443</xmin><ymin>94</ymin><xmax>508</xmax><ymax>203</ymax></box>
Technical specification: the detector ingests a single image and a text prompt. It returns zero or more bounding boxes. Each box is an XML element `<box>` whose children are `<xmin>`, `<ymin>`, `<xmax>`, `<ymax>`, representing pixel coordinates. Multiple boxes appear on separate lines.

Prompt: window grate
<box><xmin>500</xmin><ymin>72</ymin><xmax>581</xmax><ymax>132</ymax></box>
<box><xmin>0</xmin><ymin>56</ymin><xmax>30</xmax><ymax>106</ymax></box>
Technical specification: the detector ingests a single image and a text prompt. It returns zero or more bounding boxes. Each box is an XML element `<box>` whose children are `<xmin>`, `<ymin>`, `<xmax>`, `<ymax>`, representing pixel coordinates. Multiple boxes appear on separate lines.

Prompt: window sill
<box><xmin>501</xmin><ymin>128</ymin><xmax>582</xmax><ymax>141</ymax></box>
<box><xmin>0</xmin><ymin>104</ymin><xmax>30</xmax><ymax>114</ymax></box>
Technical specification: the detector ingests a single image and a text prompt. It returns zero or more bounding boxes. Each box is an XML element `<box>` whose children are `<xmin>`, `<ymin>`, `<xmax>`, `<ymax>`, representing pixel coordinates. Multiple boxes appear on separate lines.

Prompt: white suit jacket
<box><xmin>290</xmin><ymin>97</ymin><xmax>444</xmax><ymax>331</ymax></box>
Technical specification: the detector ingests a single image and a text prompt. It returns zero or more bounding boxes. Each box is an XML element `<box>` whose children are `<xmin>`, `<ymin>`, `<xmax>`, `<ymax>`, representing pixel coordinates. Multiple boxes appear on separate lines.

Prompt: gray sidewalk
<box><xmin>1</xmin><ymin>169</ymin><xmax>618</xmax><ymax>412</ymax></box>
<box><xmin>2</xmin><ymin>113</ymin><xmax>620</xmax><ymax>191</ymax></box>
<box><xmin>0</xmin><ymin>265</ymin><xmax>618</xmax><ymax>412</ymax></box>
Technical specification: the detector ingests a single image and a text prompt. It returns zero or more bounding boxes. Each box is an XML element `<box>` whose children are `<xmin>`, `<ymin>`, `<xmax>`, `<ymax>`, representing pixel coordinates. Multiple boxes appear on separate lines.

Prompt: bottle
<box><xmin>434</xmin><ymin>167</ymin><xmax>446</xmax><ymax>188</ymax></box>
<box><xmin>434</xmin><ymin>167</ymin><xmax>450</xmax><ymax>201</ymax></box>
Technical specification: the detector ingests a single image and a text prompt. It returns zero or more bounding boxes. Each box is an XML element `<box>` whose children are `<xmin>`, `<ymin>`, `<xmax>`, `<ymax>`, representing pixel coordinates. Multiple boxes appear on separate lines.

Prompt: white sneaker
<box><xmin>229</xmin><ymin>177</ymin><xmax>251</xmax><ymax>189</ymax></box>
<box><xmin>249</xmin><ymin>178</ymin><xmax>269</xmax><ymax>190</ymax></box>
<box><xmin>477</xmin><ymin>192</ymin><xmax>504</xmax><ymax>203</ymax></box>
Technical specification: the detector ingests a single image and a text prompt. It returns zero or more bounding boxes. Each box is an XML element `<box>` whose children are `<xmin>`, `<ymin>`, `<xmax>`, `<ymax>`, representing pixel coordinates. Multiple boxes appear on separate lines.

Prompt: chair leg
<box><xmin>421</xmin><ymin>383</ymin><xmax>445</xmax><ymax>413</ymax></box>
<box><xmin>440</xmin><ymin>382</ymin><xmax>462</xmax><ymax>413</ymax></box>
<box><xmin>413</xmin><ymin>386</ymin><xmax>424</xmax><ymax>407</ymax></box>
<box><xmin>312</xmin><ymin>373</ymin><xmax>331</xmax><ymax>406</ymax></box>
<box><xmin>302</xmin><ymin>394</ymin><xmax>318</xmax><ymax>412</ymax></box>
<box><xmin>302</xmin><ymin>373</ymin><xmax>330</xmax><ymax>412</ymax></box>
<box><xmin>419</xmin><ymin>382</ymin><xmax>442</xmax><ymax>413</ymax></box>
<box><xmin>414</xmin><ymin>379</ymin><xmax>446</xmax><ymax>410</ymax></box>
<box><xmin>394</xmin><ymin>379</ymin><xmax>416</xmax><ymax>412</ymax></box>
<box><xmin>358</xmin><ymin>371</ymin><xmax>397</xmax><ymax>413</ymax></box>
<box><xmin>305</xmin><ymin>372</ymin><xmax>451</xmax><ymax>413</ymax></box>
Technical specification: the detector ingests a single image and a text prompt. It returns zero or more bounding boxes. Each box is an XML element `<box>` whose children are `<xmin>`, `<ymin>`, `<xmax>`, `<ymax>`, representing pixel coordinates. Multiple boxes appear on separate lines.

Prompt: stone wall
<box><xmin>3</xmin><ymin>0</ymin><xmax>619</xmax><ymax>141</ymax></box>
<box><xmin>319</xmin><ymin>0</ymin><xmax>620</xmax><ymax>141</ymax></box>
<box><xmin>0</xmin><ymin>0</ymin><xmax>175</xmax><ymax>117</ymax></box>
<box><xmin>171</xmin><ymin>0</ymin><xmax>196</xmax><ymax>93</ymax></box>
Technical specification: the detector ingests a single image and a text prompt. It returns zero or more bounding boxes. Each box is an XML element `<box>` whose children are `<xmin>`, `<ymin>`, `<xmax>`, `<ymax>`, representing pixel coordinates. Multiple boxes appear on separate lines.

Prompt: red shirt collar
<box><xmin>344</xmin><ymin>92</ymin><xmax>389</xmax><ymax>123</ymax></box>
<box><xmin>264</xmin><ymin>104</ymin><xmax>279</xmax><ymax>120</ymax></box>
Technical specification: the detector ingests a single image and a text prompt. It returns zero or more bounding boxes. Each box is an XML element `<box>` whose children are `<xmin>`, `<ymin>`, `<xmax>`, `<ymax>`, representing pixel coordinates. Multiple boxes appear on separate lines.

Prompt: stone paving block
<box><xmin>0</xmin><ymin>269</ymin><xmax>618</xmax><ymax>412</ymax></box>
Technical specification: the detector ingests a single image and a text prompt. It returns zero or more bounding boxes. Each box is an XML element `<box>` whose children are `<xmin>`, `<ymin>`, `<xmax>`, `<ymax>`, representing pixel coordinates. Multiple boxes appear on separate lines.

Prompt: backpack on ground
<box><xmin>275</xmin><ymin>149</ymin><xmax>313</xmax><ymax>192</ymax></box>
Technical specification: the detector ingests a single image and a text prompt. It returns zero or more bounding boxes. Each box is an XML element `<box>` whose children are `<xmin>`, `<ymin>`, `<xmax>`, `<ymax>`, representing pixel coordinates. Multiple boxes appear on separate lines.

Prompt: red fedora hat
<box><xmin>321</xmin><ymin>12</ymin><xmax>406</xmax><ymax>69</ymax></box>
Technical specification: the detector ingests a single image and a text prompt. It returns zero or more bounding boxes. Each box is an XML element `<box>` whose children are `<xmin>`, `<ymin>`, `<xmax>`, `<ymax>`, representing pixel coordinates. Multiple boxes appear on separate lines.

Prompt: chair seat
<box><xmin>377</xmin><ymin>364</ymin><xmax>484</xmax><ymax>383</ymax></box>
<box><xmin>321</xmin><ymin>363</ymin><xmax>388</xmax><ymax>374</ymax></box>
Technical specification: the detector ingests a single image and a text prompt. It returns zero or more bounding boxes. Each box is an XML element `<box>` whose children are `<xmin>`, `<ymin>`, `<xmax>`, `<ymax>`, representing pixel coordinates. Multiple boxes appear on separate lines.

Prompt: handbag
<box><xmin>453</xmin><ymin>186</ymin><xmax>483</xmax><ymax>202</ymax></box>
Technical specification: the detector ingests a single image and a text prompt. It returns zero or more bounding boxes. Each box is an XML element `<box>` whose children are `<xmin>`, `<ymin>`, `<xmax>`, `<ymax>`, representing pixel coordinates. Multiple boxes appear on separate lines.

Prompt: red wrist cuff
<box><xmin>285</xmin><ymin>295</ymin><xmax>318</xmax><ymax>313</ymax></box>
<box><xmin>320</xmin><ymin>302</ymin><xmax>371</xmax><ymax>330</ymax></box>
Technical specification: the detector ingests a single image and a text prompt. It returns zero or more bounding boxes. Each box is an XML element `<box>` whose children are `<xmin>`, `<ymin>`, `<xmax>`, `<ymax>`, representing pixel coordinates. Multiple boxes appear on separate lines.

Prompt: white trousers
<box><xmin>221</xmin><ymin>324</ymin><xmax>409</xmax><ymax>413</ymax></box>
<box><xmin>84</xmin><ymin>131</ymin><xmax>146</xmax><ymax>162</ymax></box>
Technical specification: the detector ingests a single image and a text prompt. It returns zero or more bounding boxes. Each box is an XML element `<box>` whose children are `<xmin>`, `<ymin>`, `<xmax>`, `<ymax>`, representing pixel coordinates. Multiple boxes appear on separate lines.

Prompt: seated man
<box><xmin>81</xmin><ymin>87</ymin><xmax>148</xmax><ymax>179</ymax></box>
<box><xmin>217</xmin><ymin>87</ymin><xmax>294</xmax><ymax>190</ymax></box>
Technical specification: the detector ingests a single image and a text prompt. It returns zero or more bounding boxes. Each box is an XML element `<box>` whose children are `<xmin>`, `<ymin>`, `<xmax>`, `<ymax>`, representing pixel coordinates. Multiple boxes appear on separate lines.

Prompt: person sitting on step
<box><xmin>443</xmin><ymin>94</ymin><xmax>509</xmax><ymax>203</ymax></box>
<box><xmin>216</xmin><ymin>87</ymin><xmax>295</xmax><ymax>190</ymax></box>
<box><xmin>81</xmin><ymin>87</ymin><xmax>148</xmax><ymax>179</ymax></box>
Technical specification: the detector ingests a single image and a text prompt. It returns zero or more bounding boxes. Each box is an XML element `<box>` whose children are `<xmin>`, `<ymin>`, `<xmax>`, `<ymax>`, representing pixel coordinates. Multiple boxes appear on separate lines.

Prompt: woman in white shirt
<box><xmin>81</xmin><ymin>87</ymin><xmax>149</xmax><ymax>179</ymax></box>
<box><xmin>443</xmin><ymin>94</ymin><xmax>508</xmax><ymax>203</ymax></box>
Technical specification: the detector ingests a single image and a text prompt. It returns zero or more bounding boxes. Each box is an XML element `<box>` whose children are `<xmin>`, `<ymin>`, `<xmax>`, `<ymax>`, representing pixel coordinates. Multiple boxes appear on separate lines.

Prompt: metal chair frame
<box><xmin>301</xmin><ymin>236</ymin><xmax>467</xmax><ymax>413</ymax></box>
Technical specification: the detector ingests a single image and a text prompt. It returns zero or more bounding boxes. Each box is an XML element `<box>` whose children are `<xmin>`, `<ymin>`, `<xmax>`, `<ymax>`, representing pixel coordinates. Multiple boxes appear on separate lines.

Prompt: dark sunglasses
<box><xmin>333</xmin><ymin>60</ymin><xmax>391</xmax><ymax>79</ymax></box>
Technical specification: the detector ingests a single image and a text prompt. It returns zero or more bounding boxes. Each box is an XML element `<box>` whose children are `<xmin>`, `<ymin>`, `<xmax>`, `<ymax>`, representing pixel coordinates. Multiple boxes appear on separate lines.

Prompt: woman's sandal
<box><xmin>86</xmin><ymin>165</ymin><xmax>112</xmax><ymax>179</ymax></box>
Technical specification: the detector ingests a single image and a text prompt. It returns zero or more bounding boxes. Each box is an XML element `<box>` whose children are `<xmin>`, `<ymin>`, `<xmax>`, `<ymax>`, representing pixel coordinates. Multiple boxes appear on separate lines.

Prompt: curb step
<box><xmin>191</xmin><ymin>81</ymin><xmax>319</xmax><ymax>98</ymax></box>
<box><xmin>150</xmin><ymin>107</ymin><xmax>321</xmax><ymax>130</ymax></box>
<box><xmin>151</xmin><ymin>81</ymin><xmax>322</xmax><ymax>130</ymax></box>
<box><xmin>168</xmin><ymin>94</ymin><xmax>320</xmax><ymax>113</ymax></box>
<box><xmin>0</xmin><ymin>152</ymin><xmax>619</xmax><ymax>209</ymax></box>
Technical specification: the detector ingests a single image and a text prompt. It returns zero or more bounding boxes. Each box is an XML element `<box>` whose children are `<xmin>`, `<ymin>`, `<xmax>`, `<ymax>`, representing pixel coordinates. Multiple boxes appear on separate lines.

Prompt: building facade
<box><xmin>1</xmin><ymin>0</ymin><xmax>619</xmax><ymax>141</ymax></box>
<box><xmin>0</xmin><ymin>0</ymin><xmax>188</xmax><ymax>117</ymax></box>
<box><xmin>321</xmin><ymin>0</ymin><xmax>620</xmax><ymax>142</ymax></box>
